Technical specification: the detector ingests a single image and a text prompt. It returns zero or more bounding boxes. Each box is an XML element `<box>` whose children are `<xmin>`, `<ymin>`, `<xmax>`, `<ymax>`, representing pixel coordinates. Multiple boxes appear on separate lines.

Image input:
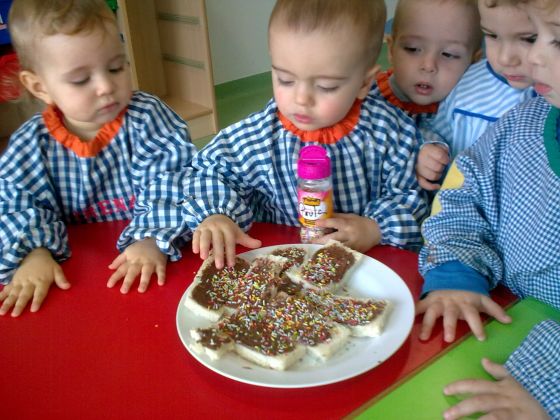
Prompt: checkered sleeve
<box><xmin>0</xmin><ymin>121</ymin><xmax>70</xmax><ymax>283</ymax></box>
<box><xmin>181</xmin><ymin>106</ymin><xmax>277</xmax><ymax>232</ymax></box>
<box><xmin>361</xmin><ymin>101</ymin><xmax>429</xmax><ymax>249</ymax></box>
<box><xmin>505</xmin><ymin>320</ymin><xmax>560</xmax><ymax>418</ymax></box>
<box><xmin>419</xmin><ymin>112</ymin><xmax>509</xmax><ymax>286</ymax></box>
<box><xmin>116</xmin><ymin>93</ymin><xmax>197</xmax><ymax>261</ymax></box>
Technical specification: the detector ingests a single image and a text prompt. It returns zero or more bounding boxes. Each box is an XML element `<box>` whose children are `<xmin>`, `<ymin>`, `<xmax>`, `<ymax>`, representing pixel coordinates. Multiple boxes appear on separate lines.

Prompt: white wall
<box><xmin>205</xmin><ymin>0</ymin><xmax>275</xmax><ymax>85</ymax></box>
<box><xmin>205</xmin><ymin>0</ymin><xmax>398</xmax><ymax>85</ymax></box>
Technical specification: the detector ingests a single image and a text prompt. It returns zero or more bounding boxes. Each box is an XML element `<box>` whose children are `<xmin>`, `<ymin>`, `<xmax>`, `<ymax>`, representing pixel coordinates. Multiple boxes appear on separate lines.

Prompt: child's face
<box><xmin>388</xmin><ymin>1</ymin><xmax>475</xmax><ymax>105</ymax></box>
<box><xmin>269</xmin><ymin>24</ymin><xmax>377</xmax><ymax>131</ymax></box>
<box><xmin>526</xmin><ymin>1</ymin><xmax>560</xmax><ymax>107</ymax></box>
<box><xmin>479</xmin><ymin>1</ymin><xmax>535</xmax><ymax>90</ymax></box>
<box><xmin>28</xmin><ymin>22</ymin><xmax>132</xmax><ymax>137</ymax></box>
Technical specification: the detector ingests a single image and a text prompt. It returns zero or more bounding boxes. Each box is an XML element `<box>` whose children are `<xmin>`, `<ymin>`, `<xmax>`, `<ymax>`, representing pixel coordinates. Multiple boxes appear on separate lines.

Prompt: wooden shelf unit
<box><xmin>118</xmin><ymin>0</ymin><xmax>218</xmax><ymax>140</ymax></box>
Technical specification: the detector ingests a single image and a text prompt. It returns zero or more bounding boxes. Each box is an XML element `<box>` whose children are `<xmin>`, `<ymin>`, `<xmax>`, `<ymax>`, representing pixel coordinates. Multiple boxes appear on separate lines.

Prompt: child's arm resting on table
<box><xmin>416</xmin><ymin>261</ymin><xmax>511</xmax><ymax>342</ymax></box>
<box><xmin>114</xmin><ymin>94</ymin><xmax>198</xmax><ymax>291</ymax></box>
<box><xmin>443</xmin><ymin>320</ymin><xmax>560</xmax><ymax>419</ymax></box>
<box><xmin>107</xmin><ymin>238</ymin><xmax>167</xmax><ymax>293</ymax></box>
<box><xmin>0</xmin><ymin>248</ymin><xmax>69</xmax><ymax>317</ymax></box>
<box><xmin>192</xmin><ymin>214</ymin><xmax>261</xmax><ymax>269</ymax></box>
<box><xmin>443</xmin><ymin>358</ymin><xmax>549</xmax><ymax>420</ymax></box>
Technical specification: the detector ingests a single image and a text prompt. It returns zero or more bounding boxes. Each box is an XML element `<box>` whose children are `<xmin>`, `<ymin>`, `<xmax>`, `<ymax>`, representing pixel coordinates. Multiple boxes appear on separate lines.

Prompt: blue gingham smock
<box><xmin>420</xmin><ymin>97</ymin><xmax>560</xmax><ymax>417</ymax></box>
<box><xmin>505</xmin><ymin>320</ymin><xmax>560</xmax><ymax>418</ymax></box>
<box><xmin>0</xmin><ymin>91</ymin><xmax>196</xmax><ymax>283</ymax></box>
<box><xmin>431</xmin><ymin>59</ymin><xmax>536</xmax><ymax>159</ymax></box>
<box><xmin>420</xmin><ymin>96</ymin><xmax>560</xmax><ymax>307</ymax></box>
<box><xmin>182</xmin><ymin>93</ymin><xmax>429</xmax><ymax>249</ymax></box>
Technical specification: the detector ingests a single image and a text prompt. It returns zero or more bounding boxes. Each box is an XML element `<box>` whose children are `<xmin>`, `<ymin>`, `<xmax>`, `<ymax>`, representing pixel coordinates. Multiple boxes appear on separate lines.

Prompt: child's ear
<box><xmin>357</xmin><ymin>64</ymin><xmax>381</xmax><ymax>100</ymax></box>
<box><xmin>19</xmin><ymin>70</ymin><xmax>54</xmax><ymax>105</ymax></box>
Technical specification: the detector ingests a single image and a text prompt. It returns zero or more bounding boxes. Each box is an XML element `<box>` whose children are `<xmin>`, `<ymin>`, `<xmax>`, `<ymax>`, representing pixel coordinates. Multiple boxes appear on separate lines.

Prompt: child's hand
<box><xmin>415</xmin><ymin>290</ymin><xmax>511</xmax><ymax>342</ymax></box>
<box><xmin>193</xmin><ymin>214</ymin><xmax>262</xmax><ymax>269</ymax></box>
<box><xmin>313</xmin><ymin>213</ymin><xmax>381</xmax><ymax>253</ymax></box>
<box><xmin>0</xmin><ymin>248</ymin><xmax>70</xmax><ymax>317</ymax></box>
<box><xmin>443</xmin><ymin>358</ymin><xmax>548</xmax><ymax>420</ymax></box>
<box><xmin>107</xmin><ymin>238</ymin><xmax>167</xmax><ymax>293</ymax></box>
<box><xmin>416</xmin><ymin>144</ymin><xmax>450</xmax><ymax>190</ymax></box>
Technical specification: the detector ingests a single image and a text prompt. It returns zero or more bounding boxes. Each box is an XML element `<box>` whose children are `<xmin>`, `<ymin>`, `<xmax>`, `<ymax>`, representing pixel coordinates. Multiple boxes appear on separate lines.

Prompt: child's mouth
<box><xmin>294</xmin><ymin>114</ymin><xmax>312</xmax><ymax>124</ymax></box>
<box><xmin>415</xmin><ymin>83</ymin><xmax>433</xmax><ymax>95</ymax></box>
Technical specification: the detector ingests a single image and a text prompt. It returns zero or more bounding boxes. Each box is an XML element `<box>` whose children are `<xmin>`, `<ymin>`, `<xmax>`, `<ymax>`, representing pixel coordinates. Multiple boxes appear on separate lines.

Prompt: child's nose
<box><xmin>497</xmin><ymin>43</ymin><xmax>519</xmax><ymax>67</ymax></box>
<box><xmin>295</xmin><ymin>84</ymin><xmax>313</xmax><ymax>106</ymax></box>
<box><xmin>420</xmin><ymin>54</ymin><xmax>437</xmax><ymax>73</ymax></box>
<box><xmin>96</xmin><ymin>75</ymin><xmax>115</xmax><ymax>96</ymax></box>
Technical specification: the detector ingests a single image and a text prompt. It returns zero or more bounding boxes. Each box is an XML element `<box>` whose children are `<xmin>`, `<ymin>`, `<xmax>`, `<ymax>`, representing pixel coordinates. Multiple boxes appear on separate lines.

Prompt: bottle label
<box><xmin>297</xmin><ymin>188</ymin><xmax>333</xmax><ymax>227</ymax></box>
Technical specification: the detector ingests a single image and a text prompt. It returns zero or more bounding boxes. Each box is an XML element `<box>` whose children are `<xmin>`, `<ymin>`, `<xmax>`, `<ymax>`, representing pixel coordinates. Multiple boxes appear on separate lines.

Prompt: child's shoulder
<box><xmin>362</xmin><ymin>90</ymin><xmax>418</xmax><ymax>131</ymax></box>
<box><xmin>1</xmin><ymin>112</ymin><xmax>47</xmax><ymax>161</ymax></box>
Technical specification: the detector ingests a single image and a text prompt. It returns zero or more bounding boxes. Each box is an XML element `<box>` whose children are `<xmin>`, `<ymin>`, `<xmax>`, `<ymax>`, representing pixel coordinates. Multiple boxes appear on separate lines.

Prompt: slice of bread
<box><xmin>184</xmin><ymin>255</ymin><xmax>251</xmax><ymax>321</ymax></box>
<box><xmin>190</xmin><ymin>327</ymin><xmax>235</xmax><ymax>360</ymax></box>
<box><xmin>307</xmin><ymin>291</ymin><xmax>391</xmax><ymax>337</ymax></box>
<box><xmin>305</xmin><ymin>323</ymin><xmax>351</xmax><ymax>361</ymax></box>
<box><xmin>234</xmin><ymin>342</ymin><xmax>306</xmax><ymax>371</ymax></box>
<box><xmin>286</xmin><ymin>240</ymin><xmax>362</xmax><ymax>292</ymax></box>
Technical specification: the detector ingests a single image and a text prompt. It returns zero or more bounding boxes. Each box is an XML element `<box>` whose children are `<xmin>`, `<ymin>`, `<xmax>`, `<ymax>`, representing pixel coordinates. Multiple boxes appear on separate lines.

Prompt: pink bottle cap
<box><xmin>297</xmin><ymin>145</ymin><xmax>331</xmax><ymax>179</ymax></box>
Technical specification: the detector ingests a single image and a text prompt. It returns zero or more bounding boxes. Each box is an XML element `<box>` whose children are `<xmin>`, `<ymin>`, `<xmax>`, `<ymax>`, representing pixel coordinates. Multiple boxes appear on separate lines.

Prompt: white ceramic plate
<box><xmin>176</xmin><ymin>244</ymin><xmax>414</xmax><ymax>388</ymax></box>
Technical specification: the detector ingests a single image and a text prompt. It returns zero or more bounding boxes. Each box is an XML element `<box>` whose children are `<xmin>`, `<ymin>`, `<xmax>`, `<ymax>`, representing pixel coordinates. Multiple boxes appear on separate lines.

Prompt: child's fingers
<box><xmin>462</xmin><ymin>306</ymin><xmax>486</xmax><ymax>341</ymax></box>
<box><xmin>156</xmin><ymin>264</ymin><xmax>166</xmax><ymax>286</ymax></box>
<box><xmin>198</xmin><ymin>230</ymin><xmax>213</xmax><ymax>261</ymax></box>
<box><xmin>30</xmin><ymin>282</ymin><xmax>50</xmax><ymax>312</ymax></box>
<box><xmin>53</xmin><ymin>266</ymin><xmax>71</xmax><ymax>290</ymax></box>
<box><xmin>11</xmin><ymin>285</ymin><xmax>34</xmax><ymax>317</ymax></box>
<box><xmin>192</xmin><ymin>230</ymin><xmax>201</xmax><ymax>254</ymax></box>
<box><xmin>120</xmin><ymin>264</ymin><xmax>142</xmax><ymax>294</ymax></box>
<box><xmin>417</xmin><ymin>304</ymin><xmax>439</xmax><ymax>341</ymax></box>
<box><xmin>442</xmin><ymin>305</ymin><xmax>459</xmax><ymax>342</ymax></box>
<box><xmin>418</xmin><ymin>176</ymin><xmax>441</xmax><ymax>191</ymax></box>
<box><xmin>481</xmin><ymin>358</ymin><xmax>509</xmax><ymax>380</ymax></box>
<box><xmin>137</xmin><ymin>264</ymin><xmax>155</xmax><ymax>293</ymax></box>
<box><xmin>211</xmin><ymin>230</ymin><xmax>225</xmax><ymax>269</ymax></box>
<box><xmin>107</xmin><ymin>267</ymin><xmax>125</xmax><ymax>288</ymax></box>
<box><xmin>0</xmin><ymin>286</ymin><xmax>16</xmax><ymax>315</ymax></box>
<box><xmin>482</xmin><ymin>297</ymin><xmax>512</xmax><ymax>324</ymax></box>
<box><xmin>223</xmin><ymin>229</ymin><xmax>237</xmax><ymax>268</ymax></box>
<box><xmin>108</xmin><ymin>253</ymin><xmax>126</xmax><ymax>269</ymax></box>
<box><xmin>236</xmin><ymin>232</ymin><xmax>262</xmax><ymax>250</ymax></box>
<box><xmin>443</xmin><ymin>394</ymin><xmax>503</xmax><ymax>420</ymax></box>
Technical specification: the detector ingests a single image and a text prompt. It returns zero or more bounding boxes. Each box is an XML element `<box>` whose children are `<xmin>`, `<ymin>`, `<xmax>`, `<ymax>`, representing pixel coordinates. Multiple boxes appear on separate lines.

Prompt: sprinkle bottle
<box><xmin>297</xmin><ymin>145</ymin><xmax>333</xmax><ymax>243</ymax></box>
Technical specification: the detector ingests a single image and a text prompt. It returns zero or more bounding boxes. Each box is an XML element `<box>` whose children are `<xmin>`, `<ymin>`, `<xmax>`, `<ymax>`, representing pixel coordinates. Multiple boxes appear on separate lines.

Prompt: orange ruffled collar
<box><xmin>43</xmin><ymin>106</ymin><xmax>125</xmax><ymax>158</ymax></box>
<box><xmin>278</xmin><ymin>100</ymin><xmax>361</xmax><ymax>144</ymax></box>
<box><xmin>376</xmin><ymin>69</ymin><xmax>438</xmax><ymax>114</ymax></box>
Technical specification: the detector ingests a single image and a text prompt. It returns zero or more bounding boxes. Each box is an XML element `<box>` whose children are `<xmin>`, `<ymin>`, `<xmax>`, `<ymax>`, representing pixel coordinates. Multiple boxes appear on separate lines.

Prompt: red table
<box><xmin>0</xmin><ymin>221</ymin><xmax>515</xmax><ymax>419</ymax></box>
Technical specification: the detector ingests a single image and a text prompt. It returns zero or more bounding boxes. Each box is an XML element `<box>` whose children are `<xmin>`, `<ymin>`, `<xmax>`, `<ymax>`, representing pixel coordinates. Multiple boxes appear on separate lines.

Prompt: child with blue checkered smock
<box><xmin>0</xmin><ymin>0</ymin><xmax>196</xmax><ymax>317</ymax></box>
<box><xmin>181</xmin><ymin>0</ymin><xmax>429</xmax><ymax>269</ymax></box>
<box><xmin>421</xmin><ymin>0</ymin><xmax>537</xmax><ymax>191</ymax></box>
<box><xmin>417</xmin><ymin>1</ymin><xmax>560</xmax><ymax>417</ymax></box>
<box><xmin>373</xmin><ymin>0</ymin><xmax>482</xmax><ymax>191</ymax></box>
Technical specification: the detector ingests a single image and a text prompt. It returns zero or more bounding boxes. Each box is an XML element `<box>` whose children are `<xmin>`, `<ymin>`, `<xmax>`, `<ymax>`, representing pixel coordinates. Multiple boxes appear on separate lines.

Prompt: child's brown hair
<box><xmin>8</xmin><ymin>0</ymin><xmax>115</xmax><ymax>71</ymax></box>
<box><xmin>268</xmin><ymin>0</ymin><xmax>386</xmax><ymax>65</ymax></box>
<box><xmin>392</xmin><ymin>0</ymin><xmax>482</xmax><ymax>57</ymax></box>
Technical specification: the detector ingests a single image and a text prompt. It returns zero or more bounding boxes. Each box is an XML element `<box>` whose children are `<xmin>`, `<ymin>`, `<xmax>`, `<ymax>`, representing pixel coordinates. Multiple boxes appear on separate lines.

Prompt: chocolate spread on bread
<box><xmin>300</xmin><ymin>244</ymin><xmax>355</xmax><ymax>287</ymax></box>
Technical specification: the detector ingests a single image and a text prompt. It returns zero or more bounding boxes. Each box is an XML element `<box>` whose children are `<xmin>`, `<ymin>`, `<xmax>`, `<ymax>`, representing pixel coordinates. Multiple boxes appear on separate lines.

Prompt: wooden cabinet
<box><xmin>118</xmin><ymin>0</ymin><xmax>218</xmax><ymax>140</ymax></box>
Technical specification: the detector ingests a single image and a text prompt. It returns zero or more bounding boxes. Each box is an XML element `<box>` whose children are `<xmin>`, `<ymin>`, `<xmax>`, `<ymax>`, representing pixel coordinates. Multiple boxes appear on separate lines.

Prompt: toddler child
<box><xmin>0</xmin><ymin>0</ymin><xmax>196</xmax><ymax>316</ymax></box>
<box><xmin>375</xmin><ymin>0</ymin><xmax>481</xmax><ymax>164</ymax></box>
<box><xmin>417</xmin><ymin>0</ymin><xmax>560</xmax><ymax>417</ymax></box>
<box><xmin>181</xmin><ymin>0</ymin><xmax>429</xmax><ymax>269</ymax></box>
<box><xmin>418</xmin><ymin>0</ymin><xmax>537</xmax><ymax>189</ymax></box>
